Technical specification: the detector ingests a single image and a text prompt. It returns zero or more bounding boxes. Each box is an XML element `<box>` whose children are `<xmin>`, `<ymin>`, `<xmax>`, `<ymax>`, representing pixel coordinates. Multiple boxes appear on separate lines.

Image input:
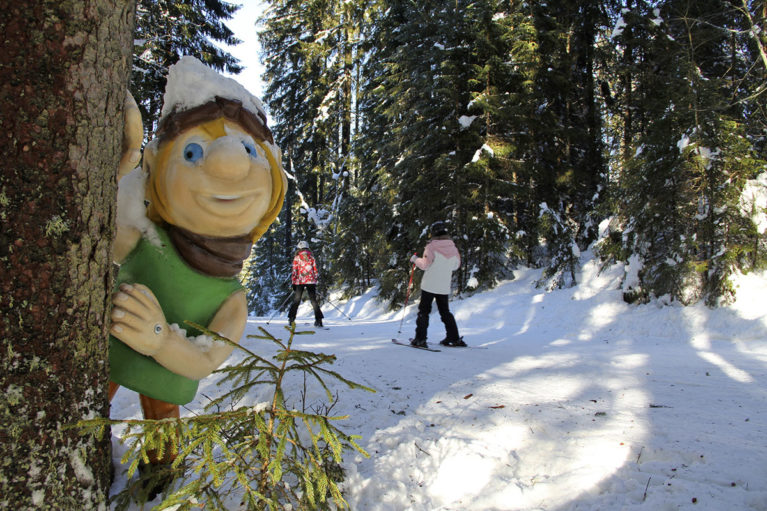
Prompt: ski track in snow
<box><xmin>110</xmin><ymin>257</ymin><xmax>767</xmax><ymax>510</ymax></box>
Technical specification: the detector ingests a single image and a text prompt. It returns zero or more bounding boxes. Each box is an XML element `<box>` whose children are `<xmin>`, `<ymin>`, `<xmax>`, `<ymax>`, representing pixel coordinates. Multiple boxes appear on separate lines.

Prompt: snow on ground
<box><xmin>111</xmin><ymin>253</ymin><xmax>767</xmax><ymax>510</ymax></box>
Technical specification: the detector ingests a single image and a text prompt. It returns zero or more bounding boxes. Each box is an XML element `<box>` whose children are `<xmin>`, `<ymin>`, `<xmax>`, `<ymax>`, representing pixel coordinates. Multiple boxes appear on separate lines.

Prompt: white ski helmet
<box><xmin>297</xmin><ymin>240</ymin><xmax>309</xmax><ymax>250</ymax></box>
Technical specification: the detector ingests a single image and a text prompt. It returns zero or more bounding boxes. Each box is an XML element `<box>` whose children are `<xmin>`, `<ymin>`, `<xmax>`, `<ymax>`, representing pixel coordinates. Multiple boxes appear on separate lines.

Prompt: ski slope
<box><xmin>111</xmin><ymin>254</ymin><xmax>767</xmax><ymax>510</ymax></box>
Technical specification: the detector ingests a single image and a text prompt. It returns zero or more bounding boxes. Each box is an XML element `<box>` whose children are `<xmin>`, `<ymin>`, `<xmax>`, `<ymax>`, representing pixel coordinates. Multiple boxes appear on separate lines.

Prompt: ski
<box><xmin>391</xmin><ymin>339</ymin><xmax>441</xmax><ymax>352</ymax></box>
<box><xmin>422</xmin><ymin>337</ymin><xmax>486</xmax><ymax>349</ymax></box>
<box><xmin>303</xmin><ymin>323</ymin><xmax>330</xmax><ymax>330</ymax></box>
<box><xmin>429</xmin><ymin>342</ymin><xmax>487</xmax><ymax>350</ymax></box>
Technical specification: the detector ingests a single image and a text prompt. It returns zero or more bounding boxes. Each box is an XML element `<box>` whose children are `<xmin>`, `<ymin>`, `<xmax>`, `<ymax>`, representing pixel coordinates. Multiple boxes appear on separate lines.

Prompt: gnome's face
<box><xmin>147</xmin><ymin>118</ymin><xmax>273</xmax><ymax>238</ymax></box>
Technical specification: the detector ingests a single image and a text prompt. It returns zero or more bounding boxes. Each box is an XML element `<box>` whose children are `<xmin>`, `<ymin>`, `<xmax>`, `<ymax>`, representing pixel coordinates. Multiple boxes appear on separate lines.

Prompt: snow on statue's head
<box><xmin>142</xmin><ymin>56</ymin><xmax>287</xmax><ymax>242</ymax></box>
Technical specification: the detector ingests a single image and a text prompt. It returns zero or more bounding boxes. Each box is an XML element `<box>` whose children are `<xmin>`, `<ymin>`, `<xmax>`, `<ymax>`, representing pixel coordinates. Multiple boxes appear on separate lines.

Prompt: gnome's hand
<box><xmin>110</xmin><ymin>283</ymin><xmax>169</xmax><ymax>356</ymax></box>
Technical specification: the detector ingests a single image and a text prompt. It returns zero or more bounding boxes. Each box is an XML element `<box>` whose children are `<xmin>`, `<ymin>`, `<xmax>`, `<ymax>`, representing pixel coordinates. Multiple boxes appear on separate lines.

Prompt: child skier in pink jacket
<box><xmin>410</xmin><ymin>221</ymin><xmax>465</xmax><ymax>347</ymax></box>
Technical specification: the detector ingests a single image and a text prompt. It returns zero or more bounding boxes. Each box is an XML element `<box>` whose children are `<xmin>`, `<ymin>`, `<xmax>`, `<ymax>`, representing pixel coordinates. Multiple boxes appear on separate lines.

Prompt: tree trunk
<box><xmin>622</xmin><ymin>0</ymin><xmax>634</xmax><ymax>161</ymax></box>
<box><xmin>285</xmin><ymin>146</ymin><xmax>294</xmax><ymax>257</ymax></box>
<box><xmin>341</xmin><ymin>25</ymin><xmax>353</xmax><ymax>191</ymax></box>
<box><xmin>0</xmin><ymin>1</ymin><xmax>135</xmax><ymax>508</ymax></box>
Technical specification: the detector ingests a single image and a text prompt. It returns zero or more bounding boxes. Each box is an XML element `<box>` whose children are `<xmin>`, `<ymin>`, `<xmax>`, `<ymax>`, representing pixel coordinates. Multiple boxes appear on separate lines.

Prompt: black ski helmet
<box><xmin>430</xmin><ymin>221</ymin><xmax>448</xmax><ymax>237</ymax></box>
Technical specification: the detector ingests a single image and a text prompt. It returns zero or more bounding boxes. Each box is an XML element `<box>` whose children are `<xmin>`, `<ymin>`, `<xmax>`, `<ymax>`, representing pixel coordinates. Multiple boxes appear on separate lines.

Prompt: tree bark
<box><xmin>622</xmin><ymin>0</ymin><xmax>634</xmax><ymax>161</ymax></box>
<box><xmin>341</xmin><ymin>24</ymin><xmax>353</xmax><ymax>191</ymax></box>
<box><xmin>0</xmin><ymin>1</ymin><xmax>135</xmax><ymax>508</ymax></box>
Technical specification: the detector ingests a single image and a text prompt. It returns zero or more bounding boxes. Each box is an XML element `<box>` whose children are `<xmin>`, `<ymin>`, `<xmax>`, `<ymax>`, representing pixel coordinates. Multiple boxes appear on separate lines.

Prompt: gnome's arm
<box><xmin>118</xmin><ymin>91</ymin><xmax>143</xmax><ymax>180</ymax></box>
<box><xmin>113</xmin><ymin>91</ymin><xmax>144</xmax><ymax>263</ymax></box>
<box><xmin>110</xmin><ymin>283</ymin><xmax>246</xmax><ymax>380</ymax></box>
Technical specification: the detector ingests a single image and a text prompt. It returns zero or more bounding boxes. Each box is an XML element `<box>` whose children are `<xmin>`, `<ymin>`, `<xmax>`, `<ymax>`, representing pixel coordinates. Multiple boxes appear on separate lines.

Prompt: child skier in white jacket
<box><xmin>410</xmin><ymin>221</ymin><xmax>466</xmax><ymax>347</ymax></box>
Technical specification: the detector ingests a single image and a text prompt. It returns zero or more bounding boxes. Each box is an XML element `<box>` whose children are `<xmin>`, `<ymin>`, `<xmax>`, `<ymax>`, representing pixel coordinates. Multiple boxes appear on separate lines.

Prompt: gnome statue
<box><xmin>110</xmin><ymin>56</ymin><xmax>287</xmax><ymax>497</ymax></box>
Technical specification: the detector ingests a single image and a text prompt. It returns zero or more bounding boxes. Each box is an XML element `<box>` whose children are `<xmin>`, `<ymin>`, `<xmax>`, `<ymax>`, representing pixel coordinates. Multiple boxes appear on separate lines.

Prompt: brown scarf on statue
<box><xmin>167</xmin><ymin>225</ymin><xmax>252</xmax><ymax>278</ymax></box>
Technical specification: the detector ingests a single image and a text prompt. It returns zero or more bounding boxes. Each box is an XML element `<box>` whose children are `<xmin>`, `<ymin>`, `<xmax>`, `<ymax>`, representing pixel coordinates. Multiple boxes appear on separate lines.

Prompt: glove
<box><xmin>410</xmin><ymin>254</ymin><xmax>418</xmax><ymax>263</ymax></box>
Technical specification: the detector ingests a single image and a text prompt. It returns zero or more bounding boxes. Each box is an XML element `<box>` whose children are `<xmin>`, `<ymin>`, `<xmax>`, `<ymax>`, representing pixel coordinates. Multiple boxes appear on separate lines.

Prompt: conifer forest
<box><xmin>130</xmin><ymin>0</ymin><xmax>767</xmax><ymax>312</ymax></box>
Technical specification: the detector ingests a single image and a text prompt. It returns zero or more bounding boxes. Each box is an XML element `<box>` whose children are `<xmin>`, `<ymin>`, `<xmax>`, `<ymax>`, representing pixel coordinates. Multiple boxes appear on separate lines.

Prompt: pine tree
<box><xmin>242</xmin><ymin>227</ymin><xmax>293</xmax><ymax>316</ymax></box>
<box><xmin>253</xmin><ymin>0</ymin><xmax>766</xmax><ymax>308</ymax></box>
<box><xmin>521</xmin><ymin>0</ymin><xmax>607</xmax><ymax>289</ymax></box>
<box><xmin>444</xmin><ymin>0</ymin><xmax>519</xmax><ymax>292</ymax></box>
<box><xmin>258</xmin><ymin>0</ymin><xmax>320</xmax><ymax>306</ymax></box>
<box><xmin>259</xmin><ymin>0</ymin><xmax>371</xmax><ymax>305</ymax></box>
<box><xmin>352</xmin><ymin>0</ymin><xmax>608</xmax><ymax>301</ymax></box>
<box><xmin>595</xmin><ymin>0</ymin><xmax>664</xmax><ymax>279</ymax></box>
<box><xmin>132</xmin><ymin>0</ymin><xmax>242</xmax><ymax>133</ymax></box>
<box><xmin>80</xmin><ymin>327</ymin><xmax>374</xmax><ymax>509</ymax></box>
<box><xmin>489</xmin><ymin>1</ymin><xmax>546</xmax><ymax>268</ymax></box>
<box><xmin>356</xmin><ymin>0</ymin><xmax>465</xmax><ymax>302</ymax></box>
<box><xmin>606</xmin><ymin>0</ymin><xmax>767</xmax><ymax>304</ymax></box>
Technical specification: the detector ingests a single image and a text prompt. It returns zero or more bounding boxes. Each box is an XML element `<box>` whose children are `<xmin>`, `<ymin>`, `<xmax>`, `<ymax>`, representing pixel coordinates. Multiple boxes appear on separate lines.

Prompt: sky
<box><xmin>110</xmin><ymin>250</ymin><xmax>767</xmax><ymax>510</ymax></box>
<box><xmin>223</xmin><ymin>1</ymin><xmax>268</xmax><ymax>102</ymax></box>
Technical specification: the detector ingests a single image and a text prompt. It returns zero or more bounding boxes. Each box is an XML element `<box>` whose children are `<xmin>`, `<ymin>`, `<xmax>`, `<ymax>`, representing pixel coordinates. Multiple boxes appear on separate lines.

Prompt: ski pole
<box><xmin>266</xmin><ymin>290</ymin><xmax>294</xmax><ymax>324</ymax></box>
<box><xmin>397</xmin><ymin>256</ymin><xmax>417</xmax><ymax>334</ymax></box>
<box><xmin>326</xmin><ymin>298</ymin><xmax>353</xmax><ymax>321</ymax></box>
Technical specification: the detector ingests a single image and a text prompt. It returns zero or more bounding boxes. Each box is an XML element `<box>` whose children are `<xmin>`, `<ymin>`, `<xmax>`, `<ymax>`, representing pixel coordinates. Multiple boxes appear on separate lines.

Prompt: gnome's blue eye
<box><xmin>242</xmin><ymin>141</ymin><xmax>258</xmax><ymax>157</ymax></box>
<box><xmin>183</xmin><ymin>143</ymin><xmax>203</xmax><ymax>163</ymax></box>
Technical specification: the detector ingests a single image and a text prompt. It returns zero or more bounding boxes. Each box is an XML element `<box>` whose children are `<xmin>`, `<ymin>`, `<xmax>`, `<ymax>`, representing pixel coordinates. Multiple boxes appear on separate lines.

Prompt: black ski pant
<box><xmin>414</xmin><ymin>290</ymin><xmax>459</xmax><ymax>341</ymax></box>
<box><xmin>288</xmin><ymin>284</ymin><xmax>323</xmax><ymax>323</ymax></box>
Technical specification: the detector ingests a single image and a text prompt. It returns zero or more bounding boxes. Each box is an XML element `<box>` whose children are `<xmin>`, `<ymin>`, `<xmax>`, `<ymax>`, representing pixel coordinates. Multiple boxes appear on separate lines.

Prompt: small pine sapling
<box><xmin>78</xmin><ymin>324</ymin><xmax>374</xmax><ymax>510</ymax></box>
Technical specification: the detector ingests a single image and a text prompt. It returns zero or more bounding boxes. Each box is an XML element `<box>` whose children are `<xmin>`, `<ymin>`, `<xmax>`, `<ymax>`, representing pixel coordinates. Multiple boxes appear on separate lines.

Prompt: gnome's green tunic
<box><xmin>109</xmin><ymin>226</ymin><xmax>242</xmax><ymax>405</ymax></box>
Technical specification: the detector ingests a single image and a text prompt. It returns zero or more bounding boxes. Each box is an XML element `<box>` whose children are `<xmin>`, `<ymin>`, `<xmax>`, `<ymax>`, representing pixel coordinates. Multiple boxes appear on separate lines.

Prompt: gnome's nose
<box><xmin>204</xmin><ymin>136</ymin><xmax>250</xmax><ymax>180</ymax></box>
